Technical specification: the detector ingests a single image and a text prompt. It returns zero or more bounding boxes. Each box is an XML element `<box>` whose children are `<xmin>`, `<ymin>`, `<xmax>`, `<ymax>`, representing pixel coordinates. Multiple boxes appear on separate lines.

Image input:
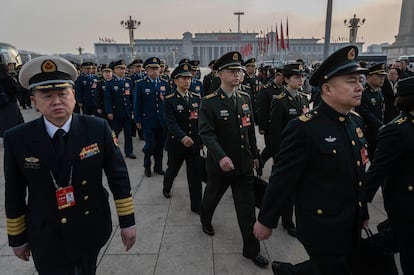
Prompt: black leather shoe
<box><xmin>201</xmin><ymin>222</ymin><xmax>215</xmax><ymax>236</ymax></box>
<box><xmin>154</xmin><ymin>169</ymin><xmax>165</xmax><ymax>175</ymax></box>
<box><xmin>271</xmin><ymin>261</ymin><xmax>294</xmax><ymax>275</ymax></box>
<box><xmin>162</xmin><ymin>191</ymin><xmax>171</xmax><ymax>199</ymax></box>
<box><xmin>191</xmin><ymin>208</ymin><xmax>200</xmax><ymax>214</ymax></box>
<box><xmin>126</xmin><ymin>154</ymin><xmax>137</xmax><ymax>159</ymax></box>
<box><xmin>285</xmin><ymin>227</ymin><xmax>297</xmax><ymax>237</ymax></box>
<box><xmin>144</xmin><ymin>167</ymin><xmax>151</xmax><ymax>177</ymax></box>
<box><xmin>249</xmin><ymin>253</ymin><xmax>269</xmax><ymax>268</ymax></box>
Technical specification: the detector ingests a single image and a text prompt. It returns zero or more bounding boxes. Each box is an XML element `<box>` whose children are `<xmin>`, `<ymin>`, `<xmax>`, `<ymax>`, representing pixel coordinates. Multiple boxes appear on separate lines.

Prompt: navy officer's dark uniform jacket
<box><xmin>199</xmin><ymin>88</ymin><xmax>258</xmax><ymax>176</ymax></box>
<box><xmin>269</xmin><ymin>89</ymin><xmax>310</xmax><ymax>156</ymax></box>
<box><xmin>75</xmin><ymin>73</ymin><xmax>99</xmax><ymax>112</ymax></box>
<box><xmin>133</xmin><ymin>76</ymin><xmax>170</xmax><ymax>128</ymax></box>
<box><xmin>164</xmin><ymin>91</ymin><xmax>201</xmax><ymax>154</ymax></box>
<box><xmin>4</xmin><ymin>114</ymin><xmax>135</xmax><ymax>271</ymax></box>
<box><xmin>258</xmin><ymin>101</ymin><xmax>368</xmax><ymax>254</ymax></box>
<box><xmin>104</xmin><ymin>76</ymin><xmax>133</xmax><ymax>119</ymax></box>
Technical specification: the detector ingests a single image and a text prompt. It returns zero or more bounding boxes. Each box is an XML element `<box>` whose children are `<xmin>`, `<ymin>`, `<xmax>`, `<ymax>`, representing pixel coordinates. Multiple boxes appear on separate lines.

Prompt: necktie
<box><xmin>232</xmin><ymin>95</ymin><xmax>237</xmax><ymax>110</ymax></box>
<box><xmin>53</xmin><ymin>129</ymin><xmax>66</xmax><ymax>161</ymax></box>
<box><xmin>184</xmin><ymin>95</ymin><xmax>189</xmax><ymax>104</ymax></box>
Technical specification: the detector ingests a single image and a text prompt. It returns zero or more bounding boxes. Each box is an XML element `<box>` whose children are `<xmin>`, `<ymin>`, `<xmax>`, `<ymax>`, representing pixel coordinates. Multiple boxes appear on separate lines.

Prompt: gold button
<box><xmin>82</xmin><ymin>180</ymin><xmax>87</xmax><ymax>185</ymax></box>
<box><xmin>189</xmin><ymin>131</ymin><xmax>192</xmax><ymax>134</ymax></box>
<box><xmin>241</xmin><ymin>145</ymin><xmax>245</xmax><ymax>149</ymax></box>
<box><xmin>224</xmin><ymin>117</ymin><xmax>228</xmax><ymax>121</ymax></box>
<box><xmin>238</xmin><ymin>115</ymin><xmax>241</xmax><ymax>118</ymax></box>
<box><xmin>339</xmin><ymin>117</ymin><xmax>345</xmax><ymax>122</ymax></box>
<box><xmin>61</xmin><ymin>218</ymin><xmax>67</xmax><ymax>224</ymax></box>
<box><xmin>359</xmin><ymin>181</ymin><xmax>363</xmax><ymax>187</ymax></box>
<box><xmin>408</xmin><ymin>186</ymin><xmax>413</xmax><ymax>192</ymax></box>
<box><xmin>332</xmin><ymin>149</ymin><xmax>336</xmax><ymax>154</ymax></box>
<box><xmin>351</xmin><ymin>140</ymin><xmax>356</xmax><ymax>146</ymax></box>
<box><xmin>356</xmin><ymin>161</ymin><xmax>361</xmax><ymax>166</ymax></box>
<box><xmin>84</xmin><ymin>195</ymin><xmax>89</xmax><ymax>201</ymax></box>
<box><xmin>241</xmin><ymin>135</ymin><xmax>244</xmax><ymax>138</ymax></box>
<box><xmin>188</xmin><ymin>124</ymin><xmax>191</xmax><ymax>127</ymax></box>
<box><xmin>316</xmin><ymin>209</ymin><xmax>323</xmax><ymax>215</ymax></box>
<box><xmin>240</xmin><ymin>125</ymin><xmax>242</xmax><ymax>128</ymax></box>
<box><xmin>359</xmin><ymin>202</ymin><xmax>362</xmax><ymax>207</ymax></box>
<box><xmin>85</xmin><ymin>210</ymin><xmax>90</xmax><ymax>215</ymax></box>
<box><xmin>314</xmin><ymin>111</ymin><xmax>318</xmax><ymax>114</ymax></box>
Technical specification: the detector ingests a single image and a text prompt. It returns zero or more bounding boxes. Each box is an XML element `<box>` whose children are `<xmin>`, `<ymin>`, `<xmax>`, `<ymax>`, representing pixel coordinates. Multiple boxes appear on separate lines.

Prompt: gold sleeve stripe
<box><xmin>115</xmin><ymin>197</ymin><xmax>133</xmax><ymax>206</ymax></box>
<box><xmin>117</xmin><ymin>205</ymin><xmax>135</xmax><ymax>216</ymax></box>
<box><xmin>7</xmin><ymin>215</ymin><xmax>27</xmax><ymax>236</ymax></box>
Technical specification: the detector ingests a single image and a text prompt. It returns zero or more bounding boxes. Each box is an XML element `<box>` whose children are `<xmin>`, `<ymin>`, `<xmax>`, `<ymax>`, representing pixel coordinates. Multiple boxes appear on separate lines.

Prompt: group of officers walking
<box><xmin>4</xmin><ymin>45</ymin><xmax>414</xmax><ymax>274</ymax></box>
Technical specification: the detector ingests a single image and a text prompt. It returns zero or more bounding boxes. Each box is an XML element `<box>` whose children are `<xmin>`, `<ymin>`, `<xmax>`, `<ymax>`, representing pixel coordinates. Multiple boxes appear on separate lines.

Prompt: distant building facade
<box><xmin>94</xmin><ymin>32</ymin><xmax>363</xmax><ymax>66</ymax></box>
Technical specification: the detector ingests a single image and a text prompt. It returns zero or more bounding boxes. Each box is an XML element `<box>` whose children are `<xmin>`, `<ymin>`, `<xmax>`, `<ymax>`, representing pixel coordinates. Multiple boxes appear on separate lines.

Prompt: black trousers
<box><xmin>200</xmin><ymin>172</ymin><xmax>259</xmax><ymax>257</ymax></box>
<box><xmin>163</xmin><ymin>151</ymin><xmax>202</xmax><ymax>212</ymax></box>
<box><xmin>260</xmin><ymin>132</ymin><xmax>273</xmax><ymax>165</ymax></box>
<box><xmin>389</xmin><ymin>216</ymin><xmax>414</xmax><ymax>275</ymax></box>
<box><xmin>284</xmin><ymin>248</ymin><xmax>354</xmax><ymax>275</ymax></box>
<box><xmin>37</xmin><ymin>252</ymin><xmax>98</xmax><ymax>275</ymax></box>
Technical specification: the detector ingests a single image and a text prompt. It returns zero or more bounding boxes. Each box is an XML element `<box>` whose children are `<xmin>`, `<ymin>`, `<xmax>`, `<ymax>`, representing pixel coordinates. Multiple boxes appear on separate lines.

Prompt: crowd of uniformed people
<box><xmin>3</xmin><ymin>47</ymin><xmax>414</xmax><ymax>274</ymax></box>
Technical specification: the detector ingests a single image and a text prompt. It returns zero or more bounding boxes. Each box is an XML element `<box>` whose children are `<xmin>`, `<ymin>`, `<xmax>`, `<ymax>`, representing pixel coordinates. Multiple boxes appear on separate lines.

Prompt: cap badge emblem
<box><xmin>232</xmin><ymin>53</ymin><xmax>239</xmax><ymax>61</ymax></box>
<box><xmin>41</xmin><ymin>60</ymin><xmax>57</xmax><ymax>73</ymax></box>
<box><xmin>183</xmin><ymin>64</ymin><xmax>188</xmax><ymax>70</ymax></box>
<box><xmin>153</xmin><ymin>58</ymin><xmax>157</xmax><ymax>62</ymax></box>
<box><xmin>347</xmin><ymin>48</ymin><xmax>356</xmax><ymax>60</ymax></box>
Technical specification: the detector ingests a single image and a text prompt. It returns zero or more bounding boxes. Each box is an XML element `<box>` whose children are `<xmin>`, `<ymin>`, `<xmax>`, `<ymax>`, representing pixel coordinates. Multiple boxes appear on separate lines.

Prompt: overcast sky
<box><xmin>0</xmin><ymin>0</ymin><xmax>402</xmax><ymax>54</ymax></box>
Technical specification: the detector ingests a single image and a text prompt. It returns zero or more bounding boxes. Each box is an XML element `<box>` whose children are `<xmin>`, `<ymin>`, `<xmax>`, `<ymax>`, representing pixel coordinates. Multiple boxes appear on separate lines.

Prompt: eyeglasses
<box><xmin>223</xmin><ymin>69</ymin><xmax>243</xmax><ymax>75</ymax></box>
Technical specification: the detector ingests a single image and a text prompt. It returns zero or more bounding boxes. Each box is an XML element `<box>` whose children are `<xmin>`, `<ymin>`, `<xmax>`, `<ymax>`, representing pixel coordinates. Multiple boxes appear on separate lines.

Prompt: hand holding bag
<box><xmin>352</xmin><ymin>228</ymin><xmax>398</xmax><ymax>275</ymax></box>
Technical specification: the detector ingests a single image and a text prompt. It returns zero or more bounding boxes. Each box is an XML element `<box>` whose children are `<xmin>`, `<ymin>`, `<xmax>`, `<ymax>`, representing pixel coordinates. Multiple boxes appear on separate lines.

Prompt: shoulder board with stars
<box><xmin>203</xmin><ymin>92</ymin><xmax>217</xmax><ymax>99</ymax></box>
<box><xmin>238</xmin><ymin>90</ymin><xmax>250</xmax><ymax>97</ymax></box>
<box><xmin>298</xmin><ymin>113</ymin><xmax>313</xmax><ymax>122</ymax></box>
<box><xmin>191</xmin><ymin>92</ymin><xmax>201</xmax><ymax>97</ymax></box>
<box><xmin>125</xmin><ymin>76</ymin><xmax>132</xmax><ymax>80</ymax></box>
<box><xmin>241</xmin><ymin>84</ymin><xmax>251</xmax><ymax>91</ymax></box>
<box><xmin>350</xmin><ymin>110</ymin><xmax>361</xmax><ymax>117</ymax></box>
<box><xmin>165</xmin><ymin>93</ymin><xmax>175</xmax><ymax>99</ymax></box>
<box><xmin>274</xmin><ymin>92</ymin><xmax>286</xmax><ymax>100</ymax></box>
<box><xmin>298</xmin><ymin>91</ymin><xmax>308</xmax><ymax>97</ymax></box>
<box><xmin>394</xmin><ymin>116</ymin><xmax>407</xmax><ymax>125</ymax></box>
<box><xmin>136</xmin><ymin>79</ymin><xmax>144</xmax><ymax>83</ymax></box>
<box><xmin>262</xmin><ymin>83</ymin><xmax>271</xmax><ymax>89</ymax></box>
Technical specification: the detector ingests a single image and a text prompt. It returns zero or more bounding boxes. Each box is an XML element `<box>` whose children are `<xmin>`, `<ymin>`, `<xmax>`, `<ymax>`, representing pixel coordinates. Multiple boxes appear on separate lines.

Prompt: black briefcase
<box><xmin>254</xmin><ymin>176</ymin><xmax>267</xmax><ymax>209</ymax></box>
<box><xmin>352</xmin><ymin>228</ymin><xmax>398</xmax><ymax>275</ymax></box>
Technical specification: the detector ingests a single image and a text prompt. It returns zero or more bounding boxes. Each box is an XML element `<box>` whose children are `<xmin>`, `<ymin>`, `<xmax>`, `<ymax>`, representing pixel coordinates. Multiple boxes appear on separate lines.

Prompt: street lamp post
<box><xmin>234</xmin><ymin>12</ymin><xmax>244</xmax><ymax>51</ymax></box>
<box><xmin>170</xmin><ymin>47</ymin><xmax>177</xmax><ymax>67</ymax></box>
<box><xmin>344</xmin><ymin>14</ymin><xmax>366</xmax><ymax>44</ymax></box>
<box><xmin>76</xmin><ymin>46</ymin><xmax>84</xmax><ymax>64</ymax></box>
<box><xmin>120</xmin><ymin>16</ymin><xmax>141</xmax><ymax>62</ymax></box>
<box><xmin>323</xmin><ymin>0</ymin><xmax>333</xmax><ymax>59</ymax></box>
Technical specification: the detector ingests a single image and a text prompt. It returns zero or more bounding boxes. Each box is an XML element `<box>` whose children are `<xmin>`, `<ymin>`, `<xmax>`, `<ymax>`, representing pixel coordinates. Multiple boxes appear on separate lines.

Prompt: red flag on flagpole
<box><xmin>286</xmin><ymin>17</ymin><xmax>290</xmax><ymax>50</ymax></box>
<box><xmin>280</xmin><ymin>21</ymin><xmax>285</xmax><ymax>50</ymax></box>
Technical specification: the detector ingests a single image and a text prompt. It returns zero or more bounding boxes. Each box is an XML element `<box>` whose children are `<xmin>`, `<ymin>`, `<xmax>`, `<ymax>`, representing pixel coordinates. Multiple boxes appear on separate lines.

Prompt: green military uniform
<box><xmin>262</xmin><ymin>46</ymin><xmax>370</xmax><ymax>275</ymax></box>
<box><xmin>364</xmin><ymin>77</ymin><xmax>414</xmax><ymax>274</ymax></box>
<box><xmin>255</xmin><ymin>80</ymin><xmax>284</xmax><ymax>164</ymax></box>
<box><xmin>199</xmin><ymin>88</ymin><xmax>259</xmax><ymax>257</ymax></box>
<box><xmin>269</xmin><ymin>89</ymin><xmax>310</xmax><ymax>157</ymax></box>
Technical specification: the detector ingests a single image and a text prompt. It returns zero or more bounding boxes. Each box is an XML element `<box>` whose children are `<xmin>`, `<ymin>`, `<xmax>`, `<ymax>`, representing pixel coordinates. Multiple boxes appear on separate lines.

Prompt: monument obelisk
<box><xmin>384</xmin><ymin>0</ymin><xmax>414</xmax><ymax>59</ymax></box>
